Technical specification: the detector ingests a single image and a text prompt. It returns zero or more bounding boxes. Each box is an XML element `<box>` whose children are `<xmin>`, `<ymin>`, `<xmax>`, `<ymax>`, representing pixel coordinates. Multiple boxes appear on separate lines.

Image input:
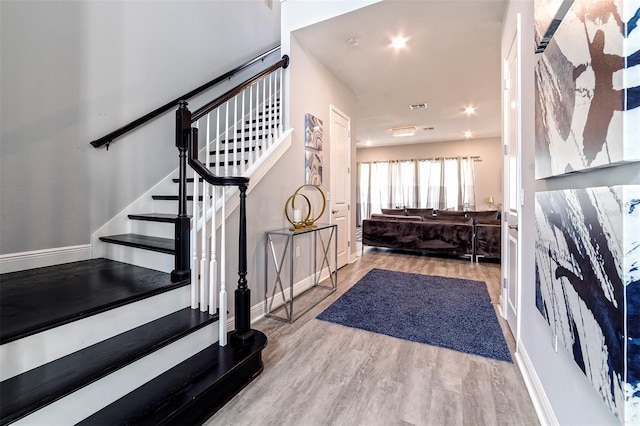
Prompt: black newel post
<box><xmin>171</xmin><ymin>101</ymin><xmax>191</xmax><ymax>282</ymax></box>
<box><xmin>231</xmin><ymin>183</ymin><xmax>254</xmax><ymax>346</ymax></box>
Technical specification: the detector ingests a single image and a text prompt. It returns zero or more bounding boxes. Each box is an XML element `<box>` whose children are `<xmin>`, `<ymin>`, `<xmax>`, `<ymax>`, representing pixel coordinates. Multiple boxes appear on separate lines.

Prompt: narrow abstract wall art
<box><xmin>304</xmin><ymin>113</ymin><xmax>323</xmax><ymax>150</ymax></box>
<box><xmin>304</xmin><ymin>113</ymin><xmax>323</xmax><ymax>184</ymax></box>
<box><xmin>534</xmin><ymin>0</ymin><xmax>640</xmax><ymax>178</ymax></box>
<box><xmin>535</xmin><ymin>185</ymin><xmax>640</xmax><ymax>424</ymax></box>
<box><xmin>305</xmin><ymin>151</ymin><xmax>322</xmax><ymax>185</ymax></box>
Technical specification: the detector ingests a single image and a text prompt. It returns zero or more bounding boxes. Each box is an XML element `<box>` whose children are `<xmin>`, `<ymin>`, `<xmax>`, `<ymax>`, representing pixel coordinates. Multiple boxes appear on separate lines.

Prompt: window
<box><xmin>357</xmin><ymin>157</ymin><xmax>477</xmax><ymax>224</ymax></box>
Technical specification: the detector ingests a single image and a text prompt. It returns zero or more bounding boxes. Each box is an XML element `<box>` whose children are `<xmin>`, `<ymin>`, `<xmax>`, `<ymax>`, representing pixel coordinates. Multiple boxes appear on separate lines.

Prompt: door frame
<box><xmin>501</xmin><ymin>13</ymin><xmax>523</xmax><ymax>344</ymax></box>
<box><xmin>329</xmin><ymin>104</ymin><xmax>352</xmax><ymax>267</ymax></box>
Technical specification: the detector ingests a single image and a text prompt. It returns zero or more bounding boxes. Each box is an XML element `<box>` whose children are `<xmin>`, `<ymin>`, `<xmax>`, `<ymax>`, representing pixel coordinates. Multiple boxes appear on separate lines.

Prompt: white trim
<box><xmin>227</xmin><ymin>265</ymin><xmax>334</xmax><ymax>329</ymax></box>
<box><xmin>515</xmin><ymin>344</ymin><xmax>558</xmax><ymax>426</ymax></box>
<box><xmin>0</xmin><ymin>245</ymin><xmax>92</xmax><ymax>274</ymax></box>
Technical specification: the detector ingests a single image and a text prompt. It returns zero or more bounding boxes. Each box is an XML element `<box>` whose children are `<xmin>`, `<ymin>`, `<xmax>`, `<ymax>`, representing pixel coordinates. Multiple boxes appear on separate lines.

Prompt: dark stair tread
<box><xmin>78</xmin><ymin>331</ymin><xmax>267</xmax><ymax>426</ymax></box>
<box><xmin>99</xmin><ymin>234</ymin><xmax>175</xmax><ymax>255</ymax></box>
<box><xmin>152</xmin><ymin>195</ymin><xmax>212</xmax><ymax>202</ymax></box>
<box><xmin>0</xmin><ymin>258</ymin><xmax>188</xmax><ymax>344</ymax></box>
<box><xmin>128</xmin><ymin>213</ymin><xmax>183</xmax><ymax>223</ymax></box>
<box><xmin>172</xmin><ymin>177</ymin><xmax>203</xmax><ymax>183</ymax></box>
<box><xmin>0</xmin><ymin>308</ymin><xmax>217</xmax><ymax>425</ymax></box>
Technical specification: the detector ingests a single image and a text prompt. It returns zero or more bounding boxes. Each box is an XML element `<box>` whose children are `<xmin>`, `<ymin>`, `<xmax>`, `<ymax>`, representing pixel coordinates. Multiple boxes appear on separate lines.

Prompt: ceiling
<box><xmin>292</xmin><ymin>0</ymin><xmax>507</xmax><ymax>148</ymax></box>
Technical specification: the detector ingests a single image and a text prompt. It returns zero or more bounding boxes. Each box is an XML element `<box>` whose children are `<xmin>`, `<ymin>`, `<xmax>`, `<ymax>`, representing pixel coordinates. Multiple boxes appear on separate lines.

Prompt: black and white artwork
<box><xmin>534</xmin><ymin>0</ymin><xmax>640</xmax><ymax>179</ymax></box>
<box><xmin>534</xmin><ymin>0</ymin><xmax>574</xmax><ymax>53</ymax></box>
<box><xmin>535</xmin><ymin>185</ymin><xmax>640</xmax><ymax>423</ymax></box>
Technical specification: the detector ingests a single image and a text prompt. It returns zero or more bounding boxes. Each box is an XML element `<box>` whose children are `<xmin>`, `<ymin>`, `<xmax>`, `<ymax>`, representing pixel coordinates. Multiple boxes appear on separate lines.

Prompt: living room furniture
<box><xmin>362</xmin><ymin>210</ymin><xmax>501</xmax><ymax>261</ymax></box>
<box><xmin>264</xmin><ymin>223</ymin><xmax>337</xmax><ymax>323</ymax></box>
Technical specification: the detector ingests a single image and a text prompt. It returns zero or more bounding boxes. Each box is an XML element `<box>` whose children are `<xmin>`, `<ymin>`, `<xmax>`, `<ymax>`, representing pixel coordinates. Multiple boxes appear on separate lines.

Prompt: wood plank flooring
<box><xmin>205</xmin><ymin>248</ymin><xmax>539</xmax><ymax>426</ymax></box>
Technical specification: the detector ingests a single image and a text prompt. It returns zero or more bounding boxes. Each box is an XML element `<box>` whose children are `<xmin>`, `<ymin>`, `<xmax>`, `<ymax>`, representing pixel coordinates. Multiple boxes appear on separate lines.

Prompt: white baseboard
<box><xmin>0</xmin><ymin>245</ymin><xmax>92</xmax><ymax>274</ymax></box>
<box><xmin>515</xmin><ymin>344</ymin><xmax>558</xmax><ymax>426</ymax></box>
<box><xmin>226</xmin><ymin>265</ymin><xmax>333</xmax><ymax>329</ymax></box>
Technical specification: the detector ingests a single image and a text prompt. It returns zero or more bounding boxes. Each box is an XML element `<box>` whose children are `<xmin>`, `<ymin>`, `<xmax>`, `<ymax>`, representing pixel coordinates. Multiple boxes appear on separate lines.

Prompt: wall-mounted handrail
<box><xmin>191</xmin><ymin>55</ymin><xmax>289</xmax><ymax>122</ymax></box>
<box><xmin>90</xmin><ymin>45</ymin><xmax>281</xmax><ymax>149</ymax></box>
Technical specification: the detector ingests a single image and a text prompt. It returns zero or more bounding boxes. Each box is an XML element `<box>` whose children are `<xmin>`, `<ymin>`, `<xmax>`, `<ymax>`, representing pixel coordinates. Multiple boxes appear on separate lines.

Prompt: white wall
<box><xmin>0</xmin><ymin>0</ymin><xmax>281</xmax><ymax>255</ymax></box>
<box><xmin>503</xmin><ymin>1</ymin><xmax>639</xmax><ymax>424</ymax></box>
<box><xmin>356</xmin><ymin>137</ymin><xmax>503</xmax><ymax>210</ymax></box>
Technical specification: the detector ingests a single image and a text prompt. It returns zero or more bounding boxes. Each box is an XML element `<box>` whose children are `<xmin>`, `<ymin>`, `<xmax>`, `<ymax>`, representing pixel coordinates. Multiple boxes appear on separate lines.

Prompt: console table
<box><xmin>264</xmin><ymin>223</ymin><xmax>337</xmax><ymax>323</ymax></box>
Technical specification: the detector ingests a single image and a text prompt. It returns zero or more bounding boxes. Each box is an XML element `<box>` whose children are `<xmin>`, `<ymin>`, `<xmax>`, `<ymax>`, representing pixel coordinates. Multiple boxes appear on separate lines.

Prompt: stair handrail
<box><xmin>191</xmin><ymin>55</ymin><xmax>289</xmax><ymax>122</ymax></box>
<box><xmin>90</xmin><ymin>45</ymin><xmax>281</xmax><ymax>149</ymax></box>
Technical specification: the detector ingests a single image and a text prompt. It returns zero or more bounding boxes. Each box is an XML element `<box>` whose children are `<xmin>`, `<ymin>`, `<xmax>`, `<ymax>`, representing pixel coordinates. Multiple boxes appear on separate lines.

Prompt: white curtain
<box><xmin>459</xmin><ymin>156</ymin><xmax>476</xmax><ymax>210</ymax></box>
<box><xmin>358</xmin><ymin>156</ymin><xmax>477</xmax><ymax>223</ymax></box>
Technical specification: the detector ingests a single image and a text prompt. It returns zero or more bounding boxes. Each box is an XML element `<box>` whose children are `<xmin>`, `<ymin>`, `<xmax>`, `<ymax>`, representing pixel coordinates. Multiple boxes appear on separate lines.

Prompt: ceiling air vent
<box><xmin>423</xmin><ymin>126</ymin><xmax>435</xmax><ymax>131</ymax></box>
<box><xmin>409</xmin><ymin>103</ymin><xmax>427</xmax><ymax>110</ymax></box>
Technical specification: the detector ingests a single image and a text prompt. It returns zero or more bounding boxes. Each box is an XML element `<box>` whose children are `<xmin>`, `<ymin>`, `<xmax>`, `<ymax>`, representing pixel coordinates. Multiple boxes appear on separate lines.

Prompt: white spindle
<box><xmin>262</xmin><ymin>79</ymin><xmax>266</xmax><ymax>151</ymax></box>
<box><xmin>278</xmin><ymin>68</ymin><xmax>283</xmax><ymax>137</ymax></box>
<box><xmin>210</xmin><ymin>108</ymin><xmax>221</xmax><ymax>316</ymax></box>
<box><xmin>228</xmin><ymin>101</ymin><xmax>233</xmax><ymax>176</ymax></box>
<box><xmin>248</xmin><ymin>84</ymin><xmax>254</xmax><ymax>168</ymax></box>
<box><xmin>199</xmin><ymin>117</ymin><xmax>210</xmax><ymax>312</ymax></box>
<box><xmin>233</xmin><ymin>96</ymin><xmax>238</xmax><ymax>176</ymax></box>
<box><xmin>268</xmin><ymin>73</ymin><xmax>274</xmax><ymax>149</ymax></box>
<box><xmin>191</xmin><ymin>124</ymin><xmax>200</xmax><ymax>310</ymax></box>
<box><xmin>219</xmin><ymin>186</ymin><xmax>227</xmax><ymax>346</ymax></box>
<box><xmin>241</xmin><ymin>91</ymin><xmax>246</xmax><ymax>174</ymax></box>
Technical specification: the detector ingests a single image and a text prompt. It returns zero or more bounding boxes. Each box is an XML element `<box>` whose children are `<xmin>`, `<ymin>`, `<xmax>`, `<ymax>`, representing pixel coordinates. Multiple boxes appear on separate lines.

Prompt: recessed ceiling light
<box><xmin>464</xmin><ymin>106</ymin><xmax>477</xmax><ymax>115</ymax></box>
<box><xmin>346</xmin><ymin>37</ymin><xmax>360</xmax><ymax>47</ymax></box>
<box><xmin>365</xmin><ymin>140</ymin><xmax>372</xmax><ymax>146</ymax></box>
<box><xmin>463</xmin><ymin>131</ymin><xmax>473</xmax><ymax>138</ymax></box>
<box><xmin>391</xmin><ymin>126</ymin><xmax>417</xmax><ymax>137</ymax></box>
<box><xmin>391</xmin><ymin>36</ymin><xmax>408</xmax><ymax>49</ymax></box>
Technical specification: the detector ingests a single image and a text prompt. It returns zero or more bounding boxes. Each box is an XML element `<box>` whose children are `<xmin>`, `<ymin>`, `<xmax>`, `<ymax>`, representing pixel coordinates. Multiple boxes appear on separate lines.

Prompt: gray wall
<box><xmin>0</xmin><ymin>0</ymin><xmax>281</xmax><ymax>255</ymax></box>
<box><xmin>503</xmin><ymin>1</ymin><xmax>640</xmax><ymax>424</ymax></box>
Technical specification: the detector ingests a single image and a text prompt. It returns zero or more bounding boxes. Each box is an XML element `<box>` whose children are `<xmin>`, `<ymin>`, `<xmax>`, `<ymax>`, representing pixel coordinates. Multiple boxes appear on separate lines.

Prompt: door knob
<box><xmin>508</xmin><ymin>224</ymin><xmax>518</xmax><ymax>230</ymax></box>
<box><xmin>331</xmin><ymin>209</ymin><xmax>339</xmax><ymax>214</ymax></box>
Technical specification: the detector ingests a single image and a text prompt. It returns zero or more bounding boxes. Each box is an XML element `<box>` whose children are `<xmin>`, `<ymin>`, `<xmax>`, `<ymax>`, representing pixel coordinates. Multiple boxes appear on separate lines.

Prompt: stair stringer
<box><xmin>91</xmin><ymin>128</ymin><xmax>293</xmax><ymax>272</ymax></box>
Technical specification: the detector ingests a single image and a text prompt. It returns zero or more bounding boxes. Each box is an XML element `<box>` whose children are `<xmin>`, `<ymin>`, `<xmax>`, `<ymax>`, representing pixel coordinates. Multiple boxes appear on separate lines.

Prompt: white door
<box><xmin>502</xmin><ymin>15</ymin><xmax>521</xmax><ymax>340</ymax></box>
<box><xmin>329</xmin><ymin>105</ymin><xmax>351</xmax><ymax>269</ymax></box>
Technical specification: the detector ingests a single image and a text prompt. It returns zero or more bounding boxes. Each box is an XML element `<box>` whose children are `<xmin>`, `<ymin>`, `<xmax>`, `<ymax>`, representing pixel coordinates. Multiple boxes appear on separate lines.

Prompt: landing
<box><xmin>0</xmin><ymin>258</ymin><xmax>189</xmax><ymax>344</ymax></box>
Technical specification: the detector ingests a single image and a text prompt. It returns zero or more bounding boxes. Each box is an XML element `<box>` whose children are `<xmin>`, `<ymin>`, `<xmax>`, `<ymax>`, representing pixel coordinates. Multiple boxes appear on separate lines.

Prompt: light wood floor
<box><xmin>205</xmin><ymin>248</ymin><xmax>540</xmax><ymax>426</ymax></box>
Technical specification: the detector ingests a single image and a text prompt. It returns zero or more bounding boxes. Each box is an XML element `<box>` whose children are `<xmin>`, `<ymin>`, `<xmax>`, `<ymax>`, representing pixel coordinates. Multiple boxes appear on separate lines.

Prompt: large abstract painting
<box><xmin>535</xmin><ymin>185</ymin><xmax>640</xmax><ymax>423</ymax></box>
<box><xmin>534</xmin><ymin>0</ymin><xmax>640</xmax><ymax>179</ymax></box>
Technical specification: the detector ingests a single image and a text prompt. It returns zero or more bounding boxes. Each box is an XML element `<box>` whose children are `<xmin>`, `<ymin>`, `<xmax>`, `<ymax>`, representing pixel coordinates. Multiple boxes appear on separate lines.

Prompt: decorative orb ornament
<box><xmin>284</xmin><ymin>185</ymin><xmax>326</xmax><ymax>231</ymax></box>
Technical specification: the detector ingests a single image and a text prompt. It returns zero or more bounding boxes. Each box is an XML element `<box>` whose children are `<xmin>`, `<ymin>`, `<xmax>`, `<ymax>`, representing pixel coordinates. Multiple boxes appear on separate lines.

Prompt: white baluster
<box><xmin>233</xmin><ymin>95</ymin><xmax>238</xmax><ymax>176</ymax></box>
<box><xmin>191</xmin><ymin>123</ymin><xmax>200</xmax><ymax>310</ymax></box>
<box><xmin>268</xmin><ymin>73</ymin><xmax>274</xmax><ymax>149</ymax></box>
<box><xmin>219</xmin><ymin>186</ymin><xmax>227</xmax><ymax>346</ymax></box>
<box><xmin>241</xmin><ymin>90</ymin><xmax>246</xmax><ymax>175</ymax></box>
<box><xmin>262</xmin><ymin>79</ymin><xmax>266</xmax><ymax>152</ymax></box>
<box><xmin>248</xmin><ymin>83</ymin><xmax>254</xmax><ymax>168</ymax></box>
<box><xmin>278</xmin><ymin>68</ymin><xmax>283</xmax><ymax>138</ymax></box>
<box><xmin>200</xmin><ymin>116</ymin><xmax>210</xmax><ymax>312</ymax></box>
<box><xmin>225</xmin><ymin>102</ymin><xmax>230</xmax><ymax>176</ymax></box>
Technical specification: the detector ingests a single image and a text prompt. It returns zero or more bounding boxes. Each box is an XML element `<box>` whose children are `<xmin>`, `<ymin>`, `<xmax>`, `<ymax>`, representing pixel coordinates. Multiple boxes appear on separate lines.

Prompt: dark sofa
<box><xmin>362</xmin><ymin>209</ymin><xmax>501</xmax><ymax>261</ymax></box>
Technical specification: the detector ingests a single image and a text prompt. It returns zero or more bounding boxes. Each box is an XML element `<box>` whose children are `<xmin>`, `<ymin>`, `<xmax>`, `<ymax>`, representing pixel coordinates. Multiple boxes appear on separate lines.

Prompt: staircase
<box><xmin>0</xmin><ymin>48</ymin><xmax>289</xmax><ymax>425</ymax></box>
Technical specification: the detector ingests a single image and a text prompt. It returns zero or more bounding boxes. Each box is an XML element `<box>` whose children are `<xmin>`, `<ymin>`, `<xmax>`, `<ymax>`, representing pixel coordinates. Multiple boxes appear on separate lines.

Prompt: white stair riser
<box><xmin>130</xmin><ymin>220</ymin><xmax>175</xmax><ymax>240</ymax></box>
<box><xmin>13</xmin><ymin>323</ymin><xmax>219</xmax><ymax>426</ymax></box>
<box><xmin>101</xmin><ymin>243</ymin><xmax>174</xmax><ymax>273</ymax></box>
<box><xmin>0</xmin><ymin>286</ymin><xmax>190</xmax><ymax>381</ymax></box>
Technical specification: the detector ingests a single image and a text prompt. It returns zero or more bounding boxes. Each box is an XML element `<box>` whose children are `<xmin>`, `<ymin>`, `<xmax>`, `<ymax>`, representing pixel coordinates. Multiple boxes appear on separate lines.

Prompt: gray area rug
<box><xmin>317</xmin><ymin>268</ymin><xmax>512</xmax><ymax>362</ymax></box>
